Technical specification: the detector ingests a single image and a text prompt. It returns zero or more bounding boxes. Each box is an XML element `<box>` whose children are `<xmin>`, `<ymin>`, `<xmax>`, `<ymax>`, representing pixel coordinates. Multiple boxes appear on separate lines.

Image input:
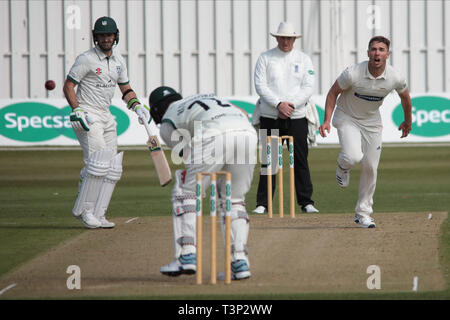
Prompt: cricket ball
<box><xmin>45</xmin><ymin>80</ymin><xmax>56</xmax><ymax>91</ymax></box>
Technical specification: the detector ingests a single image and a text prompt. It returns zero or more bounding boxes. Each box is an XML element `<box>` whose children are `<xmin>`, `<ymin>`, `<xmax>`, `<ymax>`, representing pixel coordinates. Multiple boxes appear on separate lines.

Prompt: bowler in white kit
<box><xmin>319</xmin><ymin>36</ymin><xmax>412</xmax><ymax>228</ymax></box>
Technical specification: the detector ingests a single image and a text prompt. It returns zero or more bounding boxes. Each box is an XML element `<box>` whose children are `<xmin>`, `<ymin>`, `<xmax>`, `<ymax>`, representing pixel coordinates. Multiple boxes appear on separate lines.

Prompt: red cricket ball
<box><xmin>45</xmin><ymin>80</ymin><xmax>56</xmax><ymax>91</ymax></box>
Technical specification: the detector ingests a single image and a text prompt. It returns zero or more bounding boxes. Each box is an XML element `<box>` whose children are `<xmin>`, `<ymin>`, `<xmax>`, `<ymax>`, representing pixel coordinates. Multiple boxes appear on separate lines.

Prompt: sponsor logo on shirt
<box><xmin>96</xmin><ymin>68</ymin><xmax>102</xmax><ymax>75</ymax></box>
<box><xmin>116</xmin><ymin>66</ymin><xmax>121</xmax><ymax>75</ymax></box>
<box><xmin>96</xmin><ymin>83</ymin><xmax>116</xmax><ymax>88</ymax></box>
<box><xmin>354</xmin><ymin>92</ymin><xmax>383</xmax><ymax>102</ymax></box>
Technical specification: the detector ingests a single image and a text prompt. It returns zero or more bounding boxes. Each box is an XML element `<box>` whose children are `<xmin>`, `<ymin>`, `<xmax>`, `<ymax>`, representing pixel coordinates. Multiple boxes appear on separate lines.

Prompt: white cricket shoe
<box><xmin>302</xmin><ymin>204</ymin><xmax>319</xmax><ymax>213</ymax></box>
<box><xmin>160</xmin><ymin>254</ymin><xmax>197</xmax><ymax>277</ymax></box>
<box><xmin>98</xmin><ymin>216</ymin><xmax>115</xmax><ymax>228</ymax></box>
<box><xmin>76</xmin><ymin>212</ymin><xmax>101</xmax><ymax>229</ymax></box>
<box><xmin>358</xmin><ymin>216</ymin><xmax>376</xmax><ymax>228</ymax></box>
<box><xmin>160</xmin><ymin>259</ymin><xmax>184</xmax><ymax>277</ymax></box>
<box><xmin>336</xmin><ymin>164</ymin><xmax>350</xmax><ymax>188</ymax></box>
<box><xmin>231</xmin><ymin>260</ymin><xmax>251</xmax><ymax>280</ymax></box>
<box><xmin>252</xmin><ymin>206</ymin><xmax>266</xmax><ymax>214</ymax></box>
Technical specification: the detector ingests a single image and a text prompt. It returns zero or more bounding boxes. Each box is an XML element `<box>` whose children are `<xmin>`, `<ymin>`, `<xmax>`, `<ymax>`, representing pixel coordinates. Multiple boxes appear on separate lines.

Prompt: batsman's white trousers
<box><xmin>178</xmin><ymin>130</ymin><xmax>257</xmax><ymax>261</ymax></box>
<box><xmin>183</xmin><ymin>130</ymin><xmax>257</xmax><ymax>201</ymax></box>
<box><xmin>73</xmin><ymin>109</ymin><xmax>118</xmax><ymax>163</ymax></box>
<box><xmin>332</xmin><ymin>109</ymin><xmax>382</xmax><ymax>217</ymax></box>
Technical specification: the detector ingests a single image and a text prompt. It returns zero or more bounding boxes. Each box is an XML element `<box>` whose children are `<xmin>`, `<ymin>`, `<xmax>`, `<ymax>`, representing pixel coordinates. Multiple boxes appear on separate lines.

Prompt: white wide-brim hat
<box><xmin>270</xmin><ymin>22</ymin><xmax>302</xmax><ymax>38</ymax></box>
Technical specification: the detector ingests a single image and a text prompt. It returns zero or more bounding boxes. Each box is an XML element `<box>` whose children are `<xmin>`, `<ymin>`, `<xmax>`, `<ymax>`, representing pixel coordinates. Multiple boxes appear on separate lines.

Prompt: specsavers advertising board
<box><xmin>0</xmin><ymin>93</ymin><xmax>449</xmax><ymax>146</ymax></box>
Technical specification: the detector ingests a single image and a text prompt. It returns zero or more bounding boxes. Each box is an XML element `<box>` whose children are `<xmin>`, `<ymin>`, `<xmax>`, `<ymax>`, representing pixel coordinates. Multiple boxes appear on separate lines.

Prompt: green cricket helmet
<box><xmin>149</xmin><ymin>86</ymin><xmax>183</xmax><ymax>124</ymax></box>
<box><xmin>92</xmin><ymin>16</ymin><xmax>119</xmax><ymax>45</ymax></box>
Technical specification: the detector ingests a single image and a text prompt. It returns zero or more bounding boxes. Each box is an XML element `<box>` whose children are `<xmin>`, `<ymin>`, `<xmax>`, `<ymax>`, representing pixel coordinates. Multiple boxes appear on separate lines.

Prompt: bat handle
<box><xmin>142</xmin><ymin>120</ymin><xmax>152</xmax><ymax>137</ymax></box>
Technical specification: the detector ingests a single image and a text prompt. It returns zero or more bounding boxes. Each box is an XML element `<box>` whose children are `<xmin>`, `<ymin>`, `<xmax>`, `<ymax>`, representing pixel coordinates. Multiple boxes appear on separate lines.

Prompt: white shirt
<box><xmin>336</xmin><ymin>61</ymin><xmax>407</xmax><ymax>128</ymax></box>
<box><xmin>160</xmin><ymin>94</ymin><xmax>255</xmax><ymax>147</ymax></box>
<box><xmin>67</xmin><ymin>46</ymin><xmax>129</xmax><ymax>114</ymax></box>
<box><xmin>254</xmin><ymin>46</ymin><xmax>315</xmax><ymax>119</ymax></box>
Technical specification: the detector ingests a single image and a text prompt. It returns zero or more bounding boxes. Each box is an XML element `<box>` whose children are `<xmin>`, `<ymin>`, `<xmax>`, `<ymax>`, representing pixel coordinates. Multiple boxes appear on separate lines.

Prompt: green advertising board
<box><xmin>392</xmin><ymin>96</ymin><xmax>450</xmax><ymax>137</ymax></box>
<box><xmin>0</xmin><ymin>102</ymin><xmax>130</xmax><ymax>142</ymax></box>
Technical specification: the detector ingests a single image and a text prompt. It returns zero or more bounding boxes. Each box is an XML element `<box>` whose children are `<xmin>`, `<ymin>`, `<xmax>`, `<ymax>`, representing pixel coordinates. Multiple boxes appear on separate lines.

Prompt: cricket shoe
<box><xmin>354</xmin><ymin>214</ymin><xmax>360</xmax><ymax>224</ymax></box>
<box><xmin>358</xmin><ymin>216</ymin><xmax>376</xmax><ymax>228</ymax></box>
<box><xmin>98</xmin><ymin>216</ymin><xmax>115</xmax><ymax>228</ymax></box>
<box><xmin>160</xmin><ymin>254</ymin><xmax>197</xmax><ymax>277</ymax></box>
<box><xmin>231</xmin><ymin>260</ymin><xmax>251</xmax><ymax>280</ymax></box>
<box><xmin>336</xmin><ymin>164</ymin><xmax>350</xmax><ymax>188</ymax></box>
<box><xmin>252</xmin><ymin>206</ymin><xmax>266</xmax><ymax>214</ymax></box>
<box><xmin>302</xmin><ymin>204</ymin><xmax>319</xmax><ymax>213</ymax></box>
<box><xmin>76</xmin><ymin>212</ymin><xmax>101</xmax><ymax>229</ymax></box>
<box><xmin>160</xmin><ymin>259</ymin><xmax>184</xmax><ymax>277</ymax></box>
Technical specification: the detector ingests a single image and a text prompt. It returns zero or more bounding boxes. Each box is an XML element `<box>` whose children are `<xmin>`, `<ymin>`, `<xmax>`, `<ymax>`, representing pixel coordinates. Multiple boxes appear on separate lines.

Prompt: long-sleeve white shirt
<box><xmin>254</xmin><ymin>46</ymin><xmax>315</xmax><ymax>119</ymax></box>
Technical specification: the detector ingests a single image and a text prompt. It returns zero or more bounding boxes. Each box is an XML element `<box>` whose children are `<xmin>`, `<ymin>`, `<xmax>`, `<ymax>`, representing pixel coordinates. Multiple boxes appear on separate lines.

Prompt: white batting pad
<box><xmin>93</xmin><ymin>152</ymin><xmax>124</xmax><ymax>219</ymax></box>
<box><xmin>72</xmin><ymin>149</ymin><xmax>115</xmax><ymax>217</ymax></box>
<box><xmin>180</xmin><ymin>198</ymin><xmax>196</xmax><ymax>255</ymax></box>
<box><xmin>219</xmin><ymin>202</ymin><xmax>249</xmax><ymax>263</ymax></box>
<box><xmin>172</xmin><ymin>170</ymin><xmax>186</xmax><ymax>258</ymax></box>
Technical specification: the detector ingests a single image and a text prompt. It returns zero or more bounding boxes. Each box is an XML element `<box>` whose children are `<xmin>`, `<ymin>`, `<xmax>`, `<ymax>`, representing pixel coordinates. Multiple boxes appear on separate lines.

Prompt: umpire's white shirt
<box><xmin>336</xmin><ymin>61</ymin><xmax>407</xmax><ymax>130</ymax></box>
<box><xmin>254</xmin><ymin>46</ymin><xmax>315</xmax><ymax>119</ymax></box>
<box><xmin>67</xmin><ymin>46</ymin><xmax>129</xmax><ymax>115</ymax></box>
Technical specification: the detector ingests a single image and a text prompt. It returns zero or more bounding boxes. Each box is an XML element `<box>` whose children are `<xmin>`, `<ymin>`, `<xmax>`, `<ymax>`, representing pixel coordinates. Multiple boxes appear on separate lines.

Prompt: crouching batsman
<box><xmin>149</xmin><ymin>86</ymin><xmax>257</xmax><ymax>280</ymax></box>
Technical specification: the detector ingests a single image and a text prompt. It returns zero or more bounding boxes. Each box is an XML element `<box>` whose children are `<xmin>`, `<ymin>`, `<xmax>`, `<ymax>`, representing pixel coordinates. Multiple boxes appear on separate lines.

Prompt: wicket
<box><xmin>266</xmin><ymin>135</ymin><xmax>295</xmax><ymax>218</ymax></box>
<box><xmin>195</xmin><ymin>171</ymin><xmax>232</xmax><ymax>285</ymax></box>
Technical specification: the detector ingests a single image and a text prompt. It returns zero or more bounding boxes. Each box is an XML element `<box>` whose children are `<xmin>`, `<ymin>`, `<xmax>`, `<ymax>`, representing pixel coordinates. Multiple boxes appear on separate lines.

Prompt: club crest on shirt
<box><xmin>96</xmin><ymin>68</ymin><xmax>102</xmax><ymax>75</ymax></box>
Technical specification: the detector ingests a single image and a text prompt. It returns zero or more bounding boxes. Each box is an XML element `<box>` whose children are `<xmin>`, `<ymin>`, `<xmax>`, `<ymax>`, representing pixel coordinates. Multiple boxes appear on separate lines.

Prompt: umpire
<box><xmin>252</xmin><ymin>22</ymin><xmax>319</xmax><ymax>214</ymax></box>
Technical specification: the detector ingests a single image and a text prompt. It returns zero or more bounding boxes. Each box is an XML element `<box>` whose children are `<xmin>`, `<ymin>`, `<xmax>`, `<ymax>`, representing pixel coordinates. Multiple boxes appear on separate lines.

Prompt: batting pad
<box><xmin>93</xmin><ymin>152</ymin><xmax>124</xmax><ymax>219</ymax></box>
<box><xmin>72</xmin><ymin>149</ymin><xmax>115</xmax><ymax>217</ymax></box>
<box><xmin>219</xmin><ymin>201</ymin><xmax>249</xmax><ymax>264</ymax></box>
<box><xmin>172</xmin><ymin>170</ymin><xmax>187</xmax><ymax>258</ymax></box>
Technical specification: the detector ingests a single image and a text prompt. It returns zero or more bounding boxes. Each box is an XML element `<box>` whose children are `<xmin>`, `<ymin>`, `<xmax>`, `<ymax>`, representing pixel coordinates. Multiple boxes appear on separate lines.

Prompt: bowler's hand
<box><xmin>398</xmin><ymin>121</ymin><xmax>412</xmax><ymax>138</ymax></box>
<box><xmin>319</xmin><ymin>122</ymin><xmax>331</xmax><ymax>137</ymax></box>
<box><xmin>277</xmin><ymin>102</ymin><xmax>294</xmax><ymax>119</ymax></box>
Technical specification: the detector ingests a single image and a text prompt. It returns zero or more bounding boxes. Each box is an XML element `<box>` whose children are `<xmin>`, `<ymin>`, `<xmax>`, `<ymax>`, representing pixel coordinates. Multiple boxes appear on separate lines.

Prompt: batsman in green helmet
<box><xmin>149</xmin><ymin>86</ymin><xmax>258</xmax><ymax>281</ymax></box>
<box><xmin>63</xmin><ymin>16</ymin><xmax>150</xmax><ymax>229</ymax></box>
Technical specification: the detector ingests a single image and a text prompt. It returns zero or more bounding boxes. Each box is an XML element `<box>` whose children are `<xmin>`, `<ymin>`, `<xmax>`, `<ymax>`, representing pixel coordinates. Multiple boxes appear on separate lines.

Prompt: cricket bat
<box><xmin>143</xmin><ymin>121</ymin><xmax>172</xmax><ymax>186</ymax></box>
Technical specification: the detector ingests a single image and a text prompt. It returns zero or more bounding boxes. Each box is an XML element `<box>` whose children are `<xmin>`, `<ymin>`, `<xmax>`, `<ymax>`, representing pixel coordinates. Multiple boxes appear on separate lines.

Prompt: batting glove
<box><xmin>70</xmin><ymin>107</ymin><xmax>90</xmax><ymax>131</ymax></box>
<box><xmin>134</xmin><ymin>104</ymin><xmax>151</xmax><ymax>125</ymax></box>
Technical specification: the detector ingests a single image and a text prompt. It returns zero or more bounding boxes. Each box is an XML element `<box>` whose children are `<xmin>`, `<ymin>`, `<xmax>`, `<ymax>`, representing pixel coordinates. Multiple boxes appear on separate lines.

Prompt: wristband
<box><xmin>127</xmin><ymin>98</ymin><xmax>140</xmax><ymax>110</ymax></box>
<box><xmin>122</xmin><ymin>89</ymin><xmax>134</xmax><ymax>100</ymax></box>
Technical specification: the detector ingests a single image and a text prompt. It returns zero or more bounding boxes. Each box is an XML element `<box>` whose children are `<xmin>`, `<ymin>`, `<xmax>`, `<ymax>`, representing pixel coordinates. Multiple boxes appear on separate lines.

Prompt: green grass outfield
<box><xmin>0</xmin><ymin>144</ymin><xmax>449</xmax><ymax>299</ymax></box>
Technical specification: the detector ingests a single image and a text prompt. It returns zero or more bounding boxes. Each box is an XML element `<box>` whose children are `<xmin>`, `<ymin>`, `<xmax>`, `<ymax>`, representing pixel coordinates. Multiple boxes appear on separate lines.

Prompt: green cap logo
<box><xmin>392</xmin><ymin>96</ymin><xmax>450</xmax><ymax>137</ymax></box>
<box><xmin>0</xmin><ymin>102</ymin><xmax>130</xmax><ymax>142</ymax></box>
